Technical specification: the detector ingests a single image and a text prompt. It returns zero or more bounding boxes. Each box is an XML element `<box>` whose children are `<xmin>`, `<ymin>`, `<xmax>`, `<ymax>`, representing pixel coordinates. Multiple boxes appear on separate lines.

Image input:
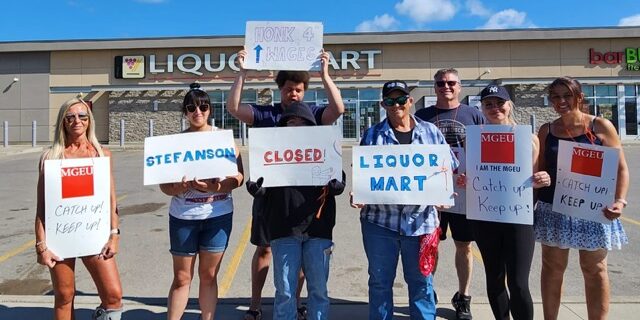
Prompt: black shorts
<box><xmin>439</xmin><ymin>211</ymin><xmax>474</xmax><ymax>242</ymax></box>
<box><xmin>249</xmin><ymin>198</ymin><xmax>270</xmax><ymax>247</ymax></box>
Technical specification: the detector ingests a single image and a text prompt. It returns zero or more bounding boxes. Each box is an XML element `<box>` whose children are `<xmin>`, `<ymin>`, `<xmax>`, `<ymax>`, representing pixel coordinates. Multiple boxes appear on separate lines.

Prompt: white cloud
<box><xmin>465</xmin><ymin>0</ymin><xmax>491</xmax><ymax>17</ymax></box>
<box><xmin>618</xmin><ymin>14</ymin><xmax>640</xmax><ymax>26</ymax></box>
<box><xmin>355</xmin><ymin>14</ymin><xmax>399</xmax><ymax>32</ymax></box>
<box><xmin>394</xmin><ymin>0</ymin><xmax>456</xmax><ymax>24</ymax></box>
<box><xmin>479</xmin><ymin>9</ymin><xmax>536</xmax><ymax>29</ymax></box>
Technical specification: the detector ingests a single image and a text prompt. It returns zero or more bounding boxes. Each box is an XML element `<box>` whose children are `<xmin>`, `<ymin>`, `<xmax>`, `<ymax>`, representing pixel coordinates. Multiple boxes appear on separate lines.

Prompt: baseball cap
<box><xmin>382</xmin><ymin>80</ymin><xmax>410</xmax><ymax>97</ymax></box>
<box><xmin>480</xmin><ymin>84</ymin><xmax>511</xmax><ymax>101</ymax></box>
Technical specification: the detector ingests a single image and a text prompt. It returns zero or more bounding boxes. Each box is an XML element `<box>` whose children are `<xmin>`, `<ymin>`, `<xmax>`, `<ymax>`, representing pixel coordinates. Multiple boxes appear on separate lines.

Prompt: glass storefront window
<box><xmin>625</xmin><ymin>97</ymin><xmax>638</xmax><ymax>136</ymax></box>
<box><xmin>595</xmin><ymin>85</ymin><xmax>616</xmax><ymax>97</ymax></box>
<box><xmin>624</xmin><ymin>85</ymin><xmax>636</xmax><ymax>97</ymax></box>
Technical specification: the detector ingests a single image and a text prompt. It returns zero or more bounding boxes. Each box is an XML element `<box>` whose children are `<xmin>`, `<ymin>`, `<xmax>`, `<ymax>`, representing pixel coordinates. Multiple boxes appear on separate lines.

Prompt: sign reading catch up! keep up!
<box><xmin>44</xmin><ymin>157</ymin><xmax>111</xmax><ymax>259</ymax></box>
<box><xmin>352</xmin><ymin>144</ymin><xmax>456</xmax><ymax>205</ymax></box>
<box><xmin>248</xmin><ymin>126</ymin><xmax>342</xmax><ymax>187</ymax></box>
<box><xmin>143</xmin><ymin>130</ymin><xmax>239</xmax><ymax>185</ymax></box>
<box><xmin>465</xmin><ymin>125</ymin><xmax>534</xmax><ymax>225</ymax></box>
<box><xmin>244</xmin><ymin>21</ymin><xmax>323</xmax><ymax>71</ymax></box>
<box><xmin>552</xmin><ymin>140</ymin><xmax>619</xmax><ymax>224</ymax></box>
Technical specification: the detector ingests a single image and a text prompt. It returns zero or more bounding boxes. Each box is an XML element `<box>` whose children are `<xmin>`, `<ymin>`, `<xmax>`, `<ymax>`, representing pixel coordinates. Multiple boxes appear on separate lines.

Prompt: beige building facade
<box><xmin>1</xmin><ymin>26</ymin><xmax>640</xmax><ymax>143</ymax></box>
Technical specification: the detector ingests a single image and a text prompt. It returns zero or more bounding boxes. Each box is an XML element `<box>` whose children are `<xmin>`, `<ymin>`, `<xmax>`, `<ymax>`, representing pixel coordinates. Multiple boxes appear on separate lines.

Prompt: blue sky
<box><xmin>1</xmin><ymin>0</ymin><xmax>639</xmax><ymax>42</ymax></box>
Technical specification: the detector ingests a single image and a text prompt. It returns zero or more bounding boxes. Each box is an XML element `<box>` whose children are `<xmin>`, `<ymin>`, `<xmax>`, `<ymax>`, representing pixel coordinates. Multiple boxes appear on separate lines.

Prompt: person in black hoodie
<box><xmin>246</xmin><ymin>101</ymin><xmax>346</xmax><ymax>320</ymax></box>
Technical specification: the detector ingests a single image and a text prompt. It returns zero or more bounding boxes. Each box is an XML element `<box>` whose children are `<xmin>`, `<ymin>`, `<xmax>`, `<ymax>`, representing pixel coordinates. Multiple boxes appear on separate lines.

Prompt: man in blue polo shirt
<box><xmin>227</xmin><ymin>49</ymin><xmax>344</xmax><ymax>320</ymax></box>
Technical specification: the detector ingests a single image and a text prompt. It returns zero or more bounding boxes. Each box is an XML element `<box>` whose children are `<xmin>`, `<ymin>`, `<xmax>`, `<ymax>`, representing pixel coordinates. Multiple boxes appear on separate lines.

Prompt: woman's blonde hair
<box><xmin>47</xmin><ymin>97</ymin><xmax>103</xmax><ymax>160</ymax></box>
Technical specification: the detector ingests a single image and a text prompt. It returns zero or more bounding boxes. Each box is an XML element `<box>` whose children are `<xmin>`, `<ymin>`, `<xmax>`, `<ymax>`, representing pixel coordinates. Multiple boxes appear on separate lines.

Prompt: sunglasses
<box><xmin>185</xmin><ymin>104</ymin><xmax>210</xmax><ymax>113</ymax></box>
<box><xmin>435</xmin><ymin>80</ymin><xmax>458</xmax><ymax>88</ymax></box>
<box><xmin>64</xmin><ymin>112</ymin><xmax>89</xmax><ymax>123</ymax></box>
<box><xmin>382</xmin><ymin>95</ymin><xmax>410</xmax><ymax>107</ymax></box>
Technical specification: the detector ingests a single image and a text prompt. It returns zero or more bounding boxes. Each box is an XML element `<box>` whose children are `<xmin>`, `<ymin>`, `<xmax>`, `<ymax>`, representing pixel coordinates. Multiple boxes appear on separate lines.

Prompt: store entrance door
<box><xmin>621</xmin><ymin>85</ymin><xmax>639</xmax><ymax>140</ymax></box>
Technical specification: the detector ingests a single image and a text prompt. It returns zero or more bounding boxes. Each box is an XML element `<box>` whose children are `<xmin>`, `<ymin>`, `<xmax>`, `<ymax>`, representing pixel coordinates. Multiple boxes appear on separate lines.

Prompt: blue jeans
<box><xmin>271</xmin><ymin>235</ymin><xmax>333</xmax><ymax>320</ymax></box>
<box><xmin>361</xmin><ymin>219</ymin><xmax>436</xmax><ymax>320</ymax></box>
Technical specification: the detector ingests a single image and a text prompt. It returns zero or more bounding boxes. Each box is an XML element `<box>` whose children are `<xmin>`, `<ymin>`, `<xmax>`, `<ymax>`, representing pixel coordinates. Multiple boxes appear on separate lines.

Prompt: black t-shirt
<box><xmin>392</xmin><ymin>128</ymin><xmax>413</xmax><ymax>145</ymax></box>
<box><xmin>414</xmin><ymin>104</ymin><xmax>485</xmax><ymax>148</ymax></box>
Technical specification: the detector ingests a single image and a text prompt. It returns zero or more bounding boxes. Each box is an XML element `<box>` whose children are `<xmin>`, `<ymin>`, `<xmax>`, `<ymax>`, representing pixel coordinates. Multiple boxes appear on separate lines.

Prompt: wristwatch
<box><xmin>110</xmin><ymin>228</ymin><xmax>121</xmax><ymax>235</ymax></box>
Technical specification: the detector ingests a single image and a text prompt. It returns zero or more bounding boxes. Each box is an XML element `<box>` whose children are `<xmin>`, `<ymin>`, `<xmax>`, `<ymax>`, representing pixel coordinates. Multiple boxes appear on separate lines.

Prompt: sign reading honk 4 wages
<box><xmin>465</xmin><ymin>125</ymin><xmax>534</xmax><ymax>225</ymax></box>
<box><xmin>44</xmin><ymin>157</ymin><xmax>111</xmax><ymax>259</ymax></box>
<box><xmin>553</xmin><ymin>140</ymin><xmax>619</xmax><ymax>224</ymax></box>
<box><xmin>244</xmin><ymin>21</ymin><xmax>323</xmax><ymax>71</ymax></box>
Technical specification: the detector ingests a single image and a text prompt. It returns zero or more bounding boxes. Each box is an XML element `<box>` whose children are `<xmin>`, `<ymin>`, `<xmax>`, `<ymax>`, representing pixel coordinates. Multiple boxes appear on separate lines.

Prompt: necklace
<box><xmin>561</xmin><ymin>112</ymin><xmax>596</xmax><ymax>145</ymax></box>
<box><xmin>434</xmin><ymin>105</ymin><xmax>460</xmax><ymax>124</ymax></box>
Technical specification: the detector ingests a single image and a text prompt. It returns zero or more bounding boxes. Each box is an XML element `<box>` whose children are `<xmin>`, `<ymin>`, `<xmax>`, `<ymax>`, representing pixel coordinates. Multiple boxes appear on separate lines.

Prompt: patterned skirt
<box><xmin>534</xmin><ymin>201</ymin><xmax>628</xmax><ymax>251</ymax></box>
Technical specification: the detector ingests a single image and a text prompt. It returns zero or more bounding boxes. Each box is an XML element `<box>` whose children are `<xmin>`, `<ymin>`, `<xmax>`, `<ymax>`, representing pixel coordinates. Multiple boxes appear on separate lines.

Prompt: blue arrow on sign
<box><xmin>254</xmin><ymin>45</ymin><xmax>263</xmax><ymax>63</ymax></box>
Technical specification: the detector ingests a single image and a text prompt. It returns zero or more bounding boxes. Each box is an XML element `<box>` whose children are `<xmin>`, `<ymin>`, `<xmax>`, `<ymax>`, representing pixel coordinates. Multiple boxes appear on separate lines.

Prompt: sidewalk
<box><xmin>1</xmin><ymin>295</ymin><xmax>640</xmax><ymax>319</ymax></box>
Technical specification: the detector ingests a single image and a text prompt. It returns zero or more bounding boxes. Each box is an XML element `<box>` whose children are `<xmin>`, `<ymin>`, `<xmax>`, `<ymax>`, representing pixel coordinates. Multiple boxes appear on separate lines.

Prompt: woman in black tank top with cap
<box><xmin>535</xmin><ymin>77</ymin><xmax>628</xmax><ymax>320</ymax></box>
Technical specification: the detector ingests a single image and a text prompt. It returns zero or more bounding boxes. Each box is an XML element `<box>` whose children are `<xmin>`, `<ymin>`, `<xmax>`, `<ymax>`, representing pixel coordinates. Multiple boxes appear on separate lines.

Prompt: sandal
<box><xmin>244</xmin><ymin>309</ymin><xmax>262</xmax><ymax>320</ymax></box>
<box><xmin>297</xmin><ymin>306</ymin><xmax>307</xmax><ymax>320</ymax></box>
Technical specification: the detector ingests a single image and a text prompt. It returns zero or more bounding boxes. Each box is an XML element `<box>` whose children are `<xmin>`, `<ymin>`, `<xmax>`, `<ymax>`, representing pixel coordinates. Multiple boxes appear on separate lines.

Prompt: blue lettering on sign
<box><xmin>359</xmin><ymin>153</ymin><xmax>439</xmax><ymax>169</ymax></box>
<box><xmin>145</xmin><ymin>148</ymin><xmax>236</xmax><ymax>167</ymax></box>
<box><xmin>369</xmin><ymin>175</ymin><xmax>429</xmax><ymax>191</ymax></box>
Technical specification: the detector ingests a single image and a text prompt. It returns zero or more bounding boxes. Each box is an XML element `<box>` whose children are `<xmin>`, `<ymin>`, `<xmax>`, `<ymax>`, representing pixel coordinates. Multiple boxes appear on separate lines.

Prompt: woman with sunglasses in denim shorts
<box><xmin>159</xmin><ymin>83</ymin><xmax>244</xmax><ymax>320</ymax></box>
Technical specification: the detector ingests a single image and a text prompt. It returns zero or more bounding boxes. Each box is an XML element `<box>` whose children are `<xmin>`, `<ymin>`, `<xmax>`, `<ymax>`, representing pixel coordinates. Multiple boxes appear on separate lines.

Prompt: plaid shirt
<box><xmin>359</xmin><ymin>115</ymin><xmax>458</xmax><ymax>236</ymax></box>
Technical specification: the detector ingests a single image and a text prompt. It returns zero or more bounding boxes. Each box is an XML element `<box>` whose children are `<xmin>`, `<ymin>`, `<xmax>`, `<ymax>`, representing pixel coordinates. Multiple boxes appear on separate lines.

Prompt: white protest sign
<box><xmin>249</xmin><ymin>125</ymin><xmax>342</xmax><ymax>187</ymax></box>
<box><xmin>465</xmin><ymin>125</ymin><xmax>534</xmax><ymax>225</ymax></box>
<box><xmin>244</xmin><ymin>21</ymin><xmax>323</xmax><ymax>71</ymax></box>
<box><xmin>352</xmin><ymin>144</ymin><xmax>455</xmax><ymax>205</ymax></box>
<box><xmin>448</xmin><ymin>147</ymin><xmax>466</xmax><ymax>214</ymax></box>
<box><xmin>143</xmin><ymin>130</ymin><xmax>238</xmax><ymax>185</ymax></box>
<box><xmin>552</xmin><ymin>140</ymin><xmax>618</xmax><ymax>224</ymax></box>
<box><xmin>44</xmin><ymin>157</ymin><xmax>111</xmax><ymax>259</ymax></box>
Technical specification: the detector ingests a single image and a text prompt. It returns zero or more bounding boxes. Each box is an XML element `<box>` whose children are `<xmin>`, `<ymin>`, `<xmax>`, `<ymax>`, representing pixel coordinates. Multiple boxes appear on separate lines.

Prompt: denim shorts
<box><xmin>169</xmin><ymin>213</ymin><xmax>232</xmax><ymax>256</ymax></box>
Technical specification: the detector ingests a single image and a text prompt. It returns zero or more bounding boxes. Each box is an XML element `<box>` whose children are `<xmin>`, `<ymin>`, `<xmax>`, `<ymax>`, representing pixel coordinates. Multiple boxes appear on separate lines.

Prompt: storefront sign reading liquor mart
<box><xmin>115</xmin><ymin>50</ymin><xmax>381</xmax><ymax>78</ymax></box>
<box><xmin>589</xmin><ymin>48</ymin><xmax>640</xmax><ymax>71</ymax></box>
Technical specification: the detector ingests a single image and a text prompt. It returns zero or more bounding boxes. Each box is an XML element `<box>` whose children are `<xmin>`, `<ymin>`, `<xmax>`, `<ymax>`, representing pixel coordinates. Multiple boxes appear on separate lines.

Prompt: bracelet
<box><xmin>35</xmin><ymin>240</ymin><xmax>45</xmax><ymax>247</ymax></box>
<box><xmin>615</xmin><ymin>198</ymin><xmax>628</xmax><ymax>208</ymax></box>
<box><xmin>110</xmin><ymin>228</ymin><xmax>120</xmax><ymax>235</ymax></box>
<box><xmin>36</xmin><ymin>246</ymin><xmax>47</xmax><ymax>254</ymax></box>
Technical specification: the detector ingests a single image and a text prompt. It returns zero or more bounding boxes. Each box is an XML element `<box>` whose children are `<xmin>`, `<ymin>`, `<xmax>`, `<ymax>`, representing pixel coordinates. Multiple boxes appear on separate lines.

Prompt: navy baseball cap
<box><xmin>382</xmin><ymin>80</ymin><xmax>410</xmax><ymax>97</ymax></box>
<box><xmin>480</xmin><ymin>84</ymin><xmax>511</xmax><ymax>101</ymax></box>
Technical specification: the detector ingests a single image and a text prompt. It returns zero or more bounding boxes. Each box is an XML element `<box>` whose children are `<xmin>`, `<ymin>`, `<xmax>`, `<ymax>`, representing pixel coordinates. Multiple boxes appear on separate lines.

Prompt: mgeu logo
<box><xmin>61</xmin><ymin>166</ymin><xmax>94</xmax><ymax>198</ymax></box>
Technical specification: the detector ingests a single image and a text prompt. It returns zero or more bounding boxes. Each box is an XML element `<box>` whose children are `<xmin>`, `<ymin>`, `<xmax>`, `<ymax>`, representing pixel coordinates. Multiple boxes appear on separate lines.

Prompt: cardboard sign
<box><xmin>44</xmin><ymin>157</ymin><xmax>111</xmax><ymax>259</ymax></box>
<box><xmin>352</xmin><ymin>144</ymin><xmax>455</xmax><ymax>205</ymax></box>
<box><xmin>244</xmin><ymin>21</ymin><xmax>323</xmax><ymax>71</ymax></box>
<box><xmin>249</xmin><ymin>126</ymin><xmax>342</xmax><ymax>187</ymax></box>
<box><xmin>143</xmin><ymin>130</ymin><xmax>238</xmax><ymax>185</ymax></box>
<box><xmin>466</xmin><ymin>125</ymin><xmax>534</xmax><ymax>225</ymax></box>
<box><xmin>552</xmin><ymin>140</ymin><xmax>619</xmax><ymax>224</ymax></box>
<box><xmin>448</xmin><ymin>147</ymin><xmax>466</xmax><ymax>214</ymax></box>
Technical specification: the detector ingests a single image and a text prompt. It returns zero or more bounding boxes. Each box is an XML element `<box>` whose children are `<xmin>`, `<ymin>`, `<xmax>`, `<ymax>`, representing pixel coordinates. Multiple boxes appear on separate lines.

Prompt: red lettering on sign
<box><xmin>61</xmin><ymin>166</ymin><xmax>94</xmax><ymax>198</ymax></box>
<box><xmin>480</xmin><ymin>133</ymin><xmax>515</xmax><ymax>164</ymax></box>
<box><xmin>571</xmin><ymin>147</ymin><xmax>603</xmax><ymax>177</ymax></box>
<box><xmin>262</xmin><ymin>148</ymin><xmax>325</xmax><ymax>166</ymax></box>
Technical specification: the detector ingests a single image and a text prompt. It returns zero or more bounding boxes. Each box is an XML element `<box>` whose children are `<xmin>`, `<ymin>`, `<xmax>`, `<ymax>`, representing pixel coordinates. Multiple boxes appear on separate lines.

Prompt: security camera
<box><xmin>485</xmin><ymin>69</ymin><xmax>491</xmax><ymax>74</ymax></box>
<box><xmin>12</xmin><ymin>77</ymin><xmax>19</xmax><ymax>82</ymax></box>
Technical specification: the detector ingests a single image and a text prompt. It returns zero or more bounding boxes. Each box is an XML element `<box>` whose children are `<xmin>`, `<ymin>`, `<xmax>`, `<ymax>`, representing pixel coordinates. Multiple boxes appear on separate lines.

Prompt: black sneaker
<box><xmin>451</xmin><ymin>292</ymin><xmax>472</xmax><ymax>320</ymax></box>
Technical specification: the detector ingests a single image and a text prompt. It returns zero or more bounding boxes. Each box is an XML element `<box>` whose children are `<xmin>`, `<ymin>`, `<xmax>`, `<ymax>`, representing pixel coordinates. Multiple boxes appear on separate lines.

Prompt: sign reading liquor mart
<box><xmin>589</xmin><ymin>48</ymin><xmax>640</xmax><ymax>71</ymax></box>
<box><xmin>115</xmin><ymin>50</ymin><xmax>381</xmax><ymax>79</ymax></box>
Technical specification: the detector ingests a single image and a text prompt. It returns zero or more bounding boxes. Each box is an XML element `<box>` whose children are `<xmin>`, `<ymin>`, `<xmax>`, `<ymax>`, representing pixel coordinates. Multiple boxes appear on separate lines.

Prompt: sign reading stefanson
<box><xmin>589</xmin><ymin>48</ymin><xmax>640</xmax><ymax>71</ymax></box>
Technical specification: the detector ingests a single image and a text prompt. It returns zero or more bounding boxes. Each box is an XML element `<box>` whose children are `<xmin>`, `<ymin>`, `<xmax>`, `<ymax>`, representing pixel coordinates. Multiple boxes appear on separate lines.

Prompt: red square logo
<box><xmin>61</xmin><ymin>166</ymin><xmax>94</xmax><ymax>198</ymax></box>
<box><xmin>571</xmin><ymin>147</ymin><xmax>603</xmax><ymax>177</ymax></box>
<box><xmin>480</xmin><ymin>133</ymin><xmax>515</xmax><ymax>164</ymax></box>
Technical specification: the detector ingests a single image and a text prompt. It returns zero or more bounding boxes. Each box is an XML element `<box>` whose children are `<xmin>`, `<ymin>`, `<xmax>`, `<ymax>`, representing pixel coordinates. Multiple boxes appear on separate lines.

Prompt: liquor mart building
<box><xmin>1</xmin><ymin>26</ymin><xmax>640</xmax><ymax>144</ymax></box>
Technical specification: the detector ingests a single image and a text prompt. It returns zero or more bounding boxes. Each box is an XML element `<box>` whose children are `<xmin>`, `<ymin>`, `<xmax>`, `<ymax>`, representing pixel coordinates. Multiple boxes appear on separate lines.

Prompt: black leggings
<box><xmin>471</xmin><ymin>220</ymin><xmax>535</xmax><ymax>320</ymax></box>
